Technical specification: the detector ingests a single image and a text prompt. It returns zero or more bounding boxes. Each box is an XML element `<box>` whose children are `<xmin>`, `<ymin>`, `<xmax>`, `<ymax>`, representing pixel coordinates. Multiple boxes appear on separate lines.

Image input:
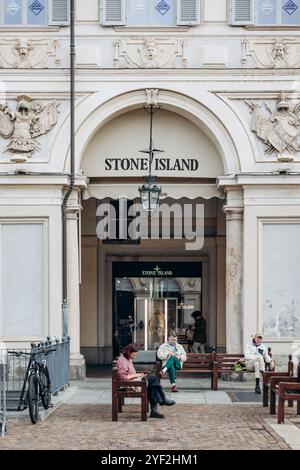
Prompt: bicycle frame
<box><xmin>16</xmin><ymin>348</ymin><xmax>55</xmax><ymax>411</ymax></box>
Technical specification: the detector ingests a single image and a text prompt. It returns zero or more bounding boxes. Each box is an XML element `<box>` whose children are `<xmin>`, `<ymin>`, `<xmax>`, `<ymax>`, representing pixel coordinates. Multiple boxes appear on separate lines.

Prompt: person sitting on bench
<box><xmin>116</xmin><ymin>343</ymin><xmax>175</xmax><ymax>418</ymax></box>
<box><xmin>157</xmin><ymin>330</ymin><xmax>187</xmax><ymax>392</ymax></box>
<box><xmin>245</xmin><ymin>333</ymin><xmax>275</xmax><ymax>394</ymax></box>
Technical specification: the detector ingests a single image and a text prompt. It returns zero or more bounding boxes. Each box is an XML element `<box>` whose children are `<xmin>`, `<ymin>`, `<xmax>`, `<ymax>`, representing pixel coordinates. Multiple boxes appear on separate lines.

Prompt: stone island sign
<box><xmin>142</xmin><ymin>265</ymin><xmax>173</xmax><ymax>276</ymax></box>
<box><xmin>105</xmin><ymin>157</ymin><xmax>199</xmax><ymax>172</ymax></box>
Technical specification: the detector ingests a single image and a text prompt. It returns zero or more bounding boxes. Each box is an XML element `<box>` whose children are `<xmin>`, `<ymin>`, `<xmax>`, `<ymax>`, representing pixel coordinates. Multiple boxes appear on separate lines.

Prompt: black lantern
<box><xmin>138</xmin><ymin>105</ymin><xmax>163</xmax><ymax>216</ymax></box>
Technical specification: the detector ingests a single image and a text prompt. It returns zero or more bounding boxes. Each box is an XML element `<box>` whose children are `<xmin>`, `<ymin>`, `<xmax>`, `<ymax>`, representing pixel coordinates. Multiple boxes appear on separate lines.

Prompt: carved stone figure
<box><xmin>0</xmin><ymin>95</ymin><xmax>59</xmax><ymax>162</ymax></box>
<box><xmin>242</xmin><ymin>38</ymin><xmax>300</xmax><ymax>69</ymax></box>
<box><xmin>114</xmin><ymin>38</ymin><xmax>186</xmax><ymax>68</ymax></box>
<box><xmin>270</xmin><ymin>40</ymin><xmax>288</xmax><ymax>68</ymax></box>
<box><xmin>246</xmin><ymin>92</ymin><xmax>300</xmax><ymax>161</ymax></box>
<box><xmin>0</xmin><ymin>39</ymin><xmax>60</xmax><ymax>69</ymax></box>
<box><xmin>15</xmin><ymin>40</ymin><xmax>34</xmax><ymax>68</ymax></box>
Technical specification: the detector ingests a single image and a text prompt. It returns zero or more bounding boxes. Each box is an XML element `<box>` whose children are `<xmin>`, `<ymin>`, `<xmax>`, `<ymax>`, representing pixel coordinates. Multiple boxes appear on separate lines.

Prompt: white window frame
<box><xmin>101</xmin><ymin>0</ymin><xmax>201</xmax><ymax>27</ymax></box>
<box><xmin>255</xmin><ymin>0</ymin><xmax>300</xmax><ymax>25</ymax></box>
<box><xmin>0</xmin><ymin>0</ymin><xmax>48</xmax><ymax>25</ymax></box>
<box><xmin>0</xmin><ymin>0</ymin><xmax>70</xmax><ymax>26</ymax></box>
<box><xmin>231</xmin><ymin>0</ymin><xmax>300</xmax><ymax>26</ymax></box>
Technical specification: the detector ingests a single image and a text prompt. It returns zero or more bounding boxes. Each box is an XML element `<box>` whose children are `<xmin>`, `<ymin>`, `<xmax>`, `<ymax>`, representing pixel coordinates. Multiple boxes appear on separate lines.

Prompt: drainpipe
<box><xmin>62</xmin><ymin>0</ymin><xmax>76</xmax><ymax>336</ymax></box>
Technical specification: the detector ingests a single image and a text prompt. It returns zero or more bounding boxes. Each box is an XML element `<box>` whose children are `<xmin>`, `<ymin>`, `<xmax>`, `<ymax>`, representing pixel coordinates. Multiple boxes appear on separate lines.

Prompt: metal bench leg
<box><xmin>288</xmin><ymin>399</ymin><xmax>293</xmax><ymax>408</ymax></box>
<box><xmin>297</xmin><ymin>400</ymin><xmax>300</xmax><ymax>415</ymax></box>
<box><xmin>278</xmin><ymin>397</ymin><xmax>285</xmax><ymax>424</ymax></box>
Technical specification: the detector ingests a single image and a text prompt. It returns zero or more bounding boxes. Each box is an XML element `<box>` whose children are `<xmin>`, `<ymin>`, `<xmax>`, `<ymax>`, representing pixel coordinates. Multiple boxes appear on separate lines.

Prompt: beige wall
<box><xmin>203</xmin><ymin>0</ymin><xmax>227</xmax><ymax>22</ymax></box>
<box><xmin>81</xmin><ymin>109</ymin><xmax>223</xmax><ymax>178</ymax></box>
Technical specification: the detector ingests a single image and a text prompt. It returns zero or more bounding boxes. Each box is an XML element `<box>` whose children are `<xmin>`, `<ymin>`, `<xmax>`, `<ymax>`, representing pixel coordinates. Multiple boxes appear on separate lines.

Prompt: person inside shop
<box><xmin>157</xmin><ymin>331</ymin><xmax>187</xmax><ymax>392</ymax></box>
<box><xmin>191</xmin><ymin>310</ymin><xmax>207</xmax><ymax>353</ymax></box>
<box><xmin>245</xmin><ymin>333</ymin><xmax>275</xmax><ymax>394</ymax></box>
<box><xmin>185</xmin><ymin>325</ymin><xmax>195</xmax><ymax>353</ymax></box>
<box><xmin>116</xmin><ymin>343</ymin><xmax>175</xmax><ymax>418</ymax></box>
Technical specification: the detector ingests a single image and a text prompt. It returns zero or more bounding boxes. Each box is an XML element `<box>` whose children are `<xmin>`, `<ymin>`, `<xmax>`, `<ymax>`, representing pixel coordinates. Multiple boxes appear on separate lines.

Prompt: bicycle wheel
<box><xmin>28</xmin><ymin>374</ymin><xmax>39</xmax><ymax>424</ymax></box>
<box><xmin>40</xmin><ymin>367</ymin><xmax>51</xmax><ymax>409</ymax></box>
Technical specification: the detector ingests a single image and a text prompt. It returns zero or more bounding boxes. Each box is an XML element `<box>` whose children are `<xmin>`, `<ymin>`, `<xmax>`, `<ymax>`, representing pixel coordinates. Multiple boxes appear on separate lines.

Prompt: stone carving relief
<box><xmin>246</xmin><ymin>92</ymin><xmax>300</xmax><ymax>162</ymax></box>
<box><xmin>145</xmin><ymin>88</ymin><xmax>159</xmax><ymax>106</ymax></box>
<box><xmin>242</xmin><ymin>38</ymin><xmax>300</xmax><ymax>69</ymax></box>
<box><xmin>113</xmin><ymin>37</ymin><xmax>186</xmax><ymax>68</ymax></box>
<box><xmin>0</xmin><ymin>39</ymin><xmax>60</xmax><ymax>69</ymax></box>
<box><xmin>0</xmin><ymin>95</ymin><xmax>60</xmax><ymax>162</ymax></box>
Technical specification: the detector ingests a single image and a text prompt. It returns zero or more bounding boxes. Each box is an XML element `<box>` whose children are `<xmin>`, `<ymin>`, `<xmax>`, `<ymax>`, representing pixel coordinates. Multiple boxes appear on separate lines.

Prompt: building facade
<box><xmin>0</xmin><ymin>0</ymin><xmax>300</xmax><ymax>377</ymax></box>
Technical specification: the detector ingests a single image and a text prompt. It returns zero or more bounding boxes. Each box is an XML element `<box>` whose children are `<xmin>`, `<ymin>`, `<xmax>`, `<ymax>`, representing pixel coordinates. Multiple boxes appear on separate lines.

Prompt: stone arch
<box><xmin>50</xmin><ymin>88</ymin><xmax>254</xmax><ymax>175</ymax></box>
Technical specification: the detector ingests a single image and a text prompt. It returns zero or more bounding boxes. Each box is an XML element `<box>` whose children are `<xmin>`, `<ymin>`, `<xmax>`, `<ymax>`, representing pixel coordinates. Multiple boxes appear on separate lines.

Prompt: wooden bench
<box><xmin>213</xmin><ymin>349</ymin><xmax>290</xmax><ymax>391</ymax></box>
<box><xmin>112</xmin><ymin>362</ymin><xmax>148</xmax><ymax>422</ymax></box>
<box><xmin>270</xmin><ymin>362</ymin><xmax>300</xmax><ymax>424</ymax></box>
<box><xmin>262</xmin><ymin>354</ymin><xmax>293</xmax><ymax>407</ymax></box>
<box><xmin>213</xmin><ymin>353</ymin><xmax>248</xmax><ymax>390</ymax></box>
<box><xmin>156</xmin><ymin>352</ymin><xmax>216</xmax><ymax>389</ymax></box>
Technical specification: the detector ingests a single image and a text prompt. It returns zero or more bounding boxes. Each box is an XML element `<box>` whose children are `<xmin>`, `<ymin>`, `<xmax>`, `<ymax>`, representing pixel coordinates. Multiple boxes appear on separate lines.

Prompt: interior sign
<box><xmin>105</xmin><ymin>157</ymin><xmax>199</xmax><ymax>172</ymax></box>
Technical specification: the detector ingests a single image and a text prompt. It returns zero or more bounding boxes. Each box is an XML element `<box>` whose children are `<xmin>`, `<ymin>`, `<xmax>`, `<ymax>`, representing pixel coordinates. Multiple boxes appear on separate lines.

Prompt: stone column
<box><xmin>67</xmin><ymin>204</ymin><xmax>86</xmax><ymax>379</ymax></box>
<box><xmin>223</xmin><ymin>205</ymin><xmax>244</xmax><ymax>354</ymax></box>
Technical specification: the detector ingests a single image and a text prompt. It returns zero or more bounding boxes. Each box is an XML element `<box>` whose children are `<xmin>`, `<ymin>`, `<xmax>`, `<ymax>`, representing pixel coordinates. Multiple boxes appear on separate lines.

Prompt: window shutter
<box><xmin>49</xmin><ymin>0</ymin><xmax>70</xmax><ymax>25</ymax></box>
<box><xmin>177</xmin><ymin>0</ymin><xmax>200</xmax><ymax>26</ymax></box>
<box><xmin>102</xmin><ymin>0</ymin><xmax>126</xmax><ymax>26</ymax></box>
<box><xmin>230</xmin><ymin>0</ymin><xmax>254</xmax><ymax>25</ymax></box>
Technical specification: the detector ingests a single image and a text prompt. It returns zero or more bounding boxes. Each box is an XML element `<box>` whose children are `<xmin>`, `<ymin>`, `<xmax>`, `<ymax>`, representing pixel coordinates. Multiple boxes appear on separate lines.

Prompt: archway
<box><xmin>60</xmin><ymin>89</ymin><xmax>251</xmax><ymax>366</ymax></box>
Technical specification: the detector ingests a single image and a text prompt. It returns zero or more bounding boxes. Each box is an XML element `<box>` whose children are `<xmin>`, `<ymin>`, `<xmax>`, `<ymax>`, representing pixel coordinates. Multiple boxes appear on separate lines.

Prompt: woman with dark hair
<box><xmin>116</xmin><ymin>343</ymin><xmax>175</xmax><ymax>418</ymax></box>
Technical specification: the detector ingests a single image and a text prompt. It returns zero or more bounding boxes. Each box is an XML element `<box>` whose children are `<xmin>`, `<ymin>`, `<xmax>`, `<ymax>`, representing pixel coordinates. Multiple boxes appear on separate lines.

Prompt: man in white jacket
<box><xmin>245</xmin><ymin>333</ymin><xmax>275</xmax><ymax>394</ymax></box>
<box><xmin>157</xmin><ymin>331</ymin><xmax>187</xmax><ymax>392</ymax></box>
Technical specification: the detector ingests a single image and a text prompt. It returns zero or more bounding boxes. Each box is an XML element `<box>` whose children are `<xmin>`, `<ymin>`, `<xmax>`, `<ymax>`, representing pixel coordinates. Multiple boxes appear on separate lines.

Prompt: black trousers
<box><xmin>146</xmin><ymin>373</ymin><xmax>165</xmax><ymax>407</ymax></box>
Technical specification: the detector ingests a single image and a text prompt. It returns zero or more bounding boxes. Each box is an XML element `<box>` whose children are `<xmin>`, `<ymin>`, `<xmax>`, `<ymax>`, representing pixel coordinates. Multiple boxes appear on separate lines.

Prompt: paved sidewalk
<box><xmin>66</xmin><ymin>376</ymin><xmax>256</xmax><ymax>405</ymax></box>
<box><xmin>0</xmin><ymin>404</ymin><xmax>293</xmax><ymax>450</ymax></box>
<box><xmin>1</xmin><ymin>377</ymin><xmax>300</xmax><ymax>450</ymax></box>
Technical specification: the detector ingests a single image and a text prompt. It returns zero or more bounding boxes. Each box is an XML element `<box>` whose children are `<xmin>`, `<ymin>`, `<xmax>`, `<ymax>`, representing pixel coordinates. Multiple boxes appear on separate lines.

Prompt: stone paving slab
<box><xmin>265</xmin><ymin>417</ymin><xmax>300</xmax><ymax>450</ymax></box>
<box><xmin>0</xmin><ymin>404</ymin><xmax>293</xmax><ymax>450</ymax></box>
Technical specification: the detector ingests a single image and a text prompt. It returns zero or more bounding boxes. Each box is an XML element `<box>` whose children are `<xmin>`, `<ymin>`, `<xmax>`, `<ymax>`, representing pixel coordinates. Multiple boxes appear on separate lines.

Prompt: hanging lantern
<box><xmin>138</xmin><ymin>175</ymin><xmax>162</xmax><ymax>216</ymax></box>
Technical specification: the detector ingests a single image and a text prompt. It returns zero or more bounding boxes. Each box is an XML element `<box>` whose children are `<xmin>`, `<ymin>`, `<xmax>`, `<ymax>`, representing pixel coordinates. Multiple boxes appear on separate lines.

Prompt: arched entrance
<box><xmin>55</xmin><ymin>89</ymin><xmax>248</xmax><ymax>370</ymax></box>
<box><xmin>79</xmin><ymin>96</ymin><xmax>232</xmax><ymax>364</ymax></box>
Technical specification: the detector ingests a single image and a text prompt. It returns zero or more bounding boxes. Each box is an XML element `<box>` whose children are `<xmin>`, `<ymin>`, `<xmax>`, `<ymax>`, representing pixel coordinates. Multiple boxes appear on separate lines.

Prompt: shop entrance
<box><xmin>113</xmin><ymin>262</ymin><xmax>202</xmax><ymax>356</ymax></box>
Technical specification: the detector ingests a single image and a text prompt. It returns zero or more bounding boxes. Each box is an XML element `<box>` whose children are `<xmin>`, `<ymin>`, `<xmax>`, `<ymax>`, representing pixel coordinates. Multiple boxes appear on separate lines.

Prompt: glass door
<box><xmin>134</xmin><ymin>297</ymin><xmax>177</xmax><ymax>351</ymax></box>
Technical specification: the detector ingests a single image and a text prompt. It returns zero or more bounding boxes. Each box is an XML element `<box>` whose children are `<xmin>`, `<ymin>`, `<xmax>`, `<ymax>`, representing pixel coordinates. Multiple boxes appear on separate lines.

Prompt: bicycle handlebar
<box><xmin>8</xmin><ymin>347</ymin><xmax>57</xmax><ymax>357</ymax></box>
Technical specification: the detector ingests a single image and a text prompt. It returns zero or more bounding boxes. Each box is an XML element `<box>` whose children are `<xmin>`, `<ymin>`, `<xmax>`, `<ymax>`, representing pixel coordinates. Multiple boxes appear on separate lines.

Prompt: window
<box><xmin>231</xmin><ymin>0</ymin><xmax>300</xmax><ymax>25</ymax></box>
<box><xmin>0</xmin><ymin>0</ymin><xmax>69</xmax><ymax>26</ymax></box>
<box><xmin>102</xmin><ymin>0</ymin><xmax>200</xmax><ymax>27</ymax></box>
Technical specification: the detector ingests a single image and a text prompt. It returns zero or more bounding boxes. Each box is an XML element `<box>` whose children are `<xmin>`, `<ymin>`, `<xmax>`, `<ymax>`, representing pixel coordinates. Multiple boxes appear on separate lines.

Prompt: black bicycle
<box><xmin>9</xmin><ymin>345</ymin><xmax>56</xmax><ymax>424</ymax></box>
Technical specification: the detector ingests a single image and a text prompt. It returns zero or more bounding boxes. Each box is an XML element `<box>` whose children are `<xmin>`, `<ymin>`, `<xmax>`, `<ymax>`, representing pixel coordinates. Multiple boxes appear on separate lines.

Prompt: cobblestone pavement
<box><xmin>0</xmin><ymin>404</ymin><xmax>293</xmax><ymax>450</ymax></box>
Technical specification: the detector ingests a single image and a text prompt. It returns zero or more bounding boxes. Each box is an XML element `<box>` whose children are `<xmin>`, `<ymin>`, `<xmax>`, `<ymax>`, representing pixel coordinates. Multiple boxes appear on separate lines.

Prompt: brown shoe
<box><xmin>171</xmin><ymin>385</ymin><xmax>178</xmax><ymax>393</ymax></box>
